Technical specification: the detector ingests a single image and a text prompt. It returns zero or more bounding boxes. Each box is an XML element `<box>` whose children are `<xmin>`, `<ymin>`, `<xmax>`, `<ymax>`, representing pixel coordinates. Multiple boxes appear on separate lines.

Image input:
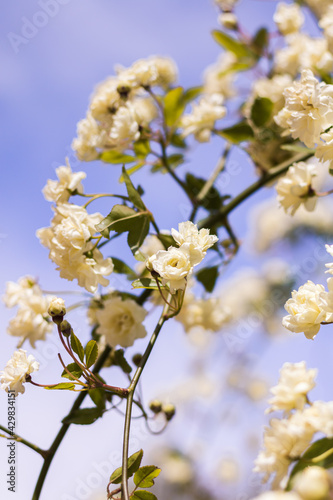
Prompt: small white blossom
<box><xmin>292</xmin><ymin>466</ymin><xmax>332</xmax><ymax>500</ymax></box>
<box><xmin>48</xmin><ymin>297</ymin><xmax>66</xmax><ymax>317</ymax></box>
<box><xmin>147</xmin><ymin>246</ymin><xmax>193</xmax><ymax>292</ymax></box>
<box><xmin>273</xmin><ymin>3</ymin><xmax>304</xmax><ymax>35</ymax></box>
<box><xmin>95</xmin><ymin>296</ymin><xmax>147</xmax><ymax>348</ymax></box>
<box><xmin>3</xmin><ymin>276</ymin><xmax>40</xmax><ymax>308</ymax></box>
<box><xmin>203</xmin><ymin>52</ymin><xmax>238</xmax><ymax>99</ymax></box>
<box><xmin>320</xmin><ymin>6</ymin><xmax>333</xmax><ymax>52</ymax></box>
<box><xmin>275</xmin><ymin>70</ymin><xmax>333</xmax><ymax>148</ymax></box>
<box><xmin>109</xmin><ymin>104</ymin><xmax>140</xmax><ymax>150</ymax></box>
<box><xmin>180</xmin><ymin>93</ymin><xmax>226</xmax><ymax>142</ymax></box>
<box><xmin>0</xmin><ymin>350</ymin><xmax>39</xmax><ymax>396</ymax></box>
<box><xmin>276</xmin><ymin>162</ymin><xmax>317</xmax><ymax>216</ymax></box>
<box><xmin>72</xmin><ymin>112</ymin><xmax>105</xmax><ymax>161</ymax></box>
<box><xmin>252</xmin><ymin>494</ymin><xmax>301</xmax><ymax>500</ymax></box>
<box><xmin>214</xmin><ymin>0</ymin><xmax>238</xmax><ymax>11</ymax></box>
<box><xmin>267</xmin><ymin>362</ymin><xmax>317</xmax><ymax>414</ymax></box>
<box><xmin>282</xmin><ymin>281</ymin><xmax>328</xmax><ymax>339</ymax></box>
<box><xmin>42</xmin><ymin>160</ymin><xmax>86</xmax><ymax>204</ymax></box>
<box><xmin>315</xmin><ymin>129</ymin><xmax>333</xmax><ymax>168</ymax></box>
<box><xmin>325</xmin><ymin>244</ymin><xmax>333</xmax><ymax>276</ymax></box>
<box><xmin>171</xmin><ymin>221</ymin><xmax>218</xmax><ymax>264</ymax></box>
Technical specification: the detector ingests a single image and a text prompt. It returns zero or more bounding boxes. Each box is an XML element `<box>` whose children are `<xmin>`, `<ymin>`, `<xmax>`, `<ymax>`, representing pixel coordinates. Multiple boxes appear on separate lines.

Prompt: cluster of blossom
<box><xmin>72</xmin><ymin>56</ymin><xmax>177</xmax><ymax>160</ymax></box>
<box><xmin>254</xmin><ymin>362</ymin><xmax>333</xmax><ymax>489</ymax></box>
<box><xmin>249</xmin><ymin>196</ymin><xmax>333</xmax><ymax>253</ymax></box>
<box><xmin>3</xmin><ymin>276</ymin><xmax>54</xmax><ymax>347</ymax></box>
<box><xmin>282</xmin><ymin>244</ymin><xmax>333</xmax><ymax>339</ymax></box>
<box><xmin>147</xmin><ymin>221</ymin><xmax>218</xmax><ymax>293</ymax></box>
<box><xmin>37</xmin><ymin>163</ymin><xmax>114</xmax><ymax>293</ymax></box>
<box><xmin>0</xmin><ymin>349</ymin><xmax>39</xmax><ymax>396</ymax></box>
<box><xmin>88</xmin><ymin>295</ymin><xmax>147</xmax><ymax>348</ymax></box>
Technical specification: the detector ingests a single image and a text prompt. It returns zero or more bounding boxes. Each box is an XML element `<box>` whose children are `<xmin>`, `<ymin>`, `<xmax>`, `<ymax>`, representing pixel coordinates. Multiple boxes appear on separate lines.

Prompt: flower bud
<box><xmin>132</xmin><ymin>353</ymin><xmax>143</xmax><ymax>366</ymax></box>
<box><xmin>162</xmin><ymin>403</ymin><xmax>176</xmax><ymax>421</ymax></box>
<box><xmin>292</xmin><ymin>466</ymin><xmax>331</xmax><ymax>500</ymax></box>
<box><xmin>59</xmin><ymin>320</ymin><xmax>73</xmax><ymax>338</ymax></box>
<box><xmin>149</xmin><ymin>399</ymin><xmax>163</xmax><ymax>414</ymax></box>
<box><xmin>48</xmin><ymin>297</ymin><xmax>66</xmax><ymax>324</ymax></box>
<box><xmin>219</xmin><ymin>12</ymin><xmax>238</xmax><ymax>30</ymax></box>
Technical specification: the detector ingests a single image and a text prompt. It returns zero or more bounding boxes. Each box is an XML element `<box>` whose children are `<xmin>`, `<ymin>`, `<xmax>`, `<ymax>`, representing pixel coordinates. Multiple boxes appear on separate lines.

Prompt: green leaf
<box><xmin>134</xmin><ymin>466</ymin><xmax>161</xmax><ymax>488</ymax></box>
<box><xmin>62</xmin><ymin>407</ymin><xmax>104</xmax><ymax>425</ymax></box>
<box><xmin>182</xmin><ymin>86</ymin><xmax>202</xmax><ymax>104</ymax></box>
<box><xmin>44</xmin><ymin>383</ymin><xmax>76</xmax><ymax>390</ymax></box>
<box><xmin>61</xmin><ymin>362</ymin><xmax>83</xmax><ymax>380</ymax></box>
<box><xmin>287</xmin><ymin>438</ymin><xmax>333</xmax><ymax>489</ymax></box>
<box><xmin>132</xmin><ymin>491</ymin><xmax>157</xmax><ymax>500</ymax></box>
<box><xmin>196</xmin><ymin>266</ymin><xmax>219</xmax><ymax>293</ymax></box>
<box><xmin>109</xmin><ymin>449</ymin><xmax>144</xmax><ymax>484</ymax></box>
<box><xmin>132</xmin><ymin>278</ymin><xmax>163</xmax><ymax>290</ymax></box>
<box><xmin>157</xmin><ymin>233</ymin><xmax>176</xmax><ymax>249</ymax></box>
<box><xmin>113</xmin><ymin>349</ymin><xmax>132</xmax><ymax>374</ymax></box>
<box><xmin>212</xmin><ymin>30</ymin><xmax>254</xmax><ymax>59</ymax></box>
<box><xmin>110</xmin><ymin>257</ymin><xmax>137</xmax><ymax>279</ymax></box>
<box><xmin>251</xmin><ymin>27</ymin><xmax>269</xmax><ymax>56</ymax></box>
<box><xmin>127</xmin><ymin>215</ymin><xmax>150</xmax><ymax>255</ymax></box>
<box><xmin>88</xmin><ymin>388</ymin><xmax>106</xmax><ymax>410</ymax></box>
<box><xmin>185</xmin><ymin>173</ymin><xmax>222</xmax><ymax>210</ymax></box>
<box><xmin>170</xmin><ymin>132</ymin><xmax>187</xmax><ymax>149</ymax></box>
<box><xmin>99</xmin><ymin>151</ymin><xmax>136</xmax><ymax>164</ymax></box>
<box><xmin>119</xmin><ymin>162</ymin><xmax>146</xmax><ymax>182</ymax></box>
<box><xmin>85</xmin><ymin>340</ymin><xmax>99</xmax><ymax>368</ymax></box>
<box><xmin>281</xmin><ymin>144</ymin><xmax>315</xmax><ymax>154</ymax></box>
<box><xmin>122</xmin><ymin>166</ymin><xmax>146</xmax><ymax>211</ymax></box>
<box><xmin>164</xmin><ymin>87</ymin><xmax>185</xmax><ymax>127</ymax></box>
<box><xmin>95</xmin><ymin>205</ymin><xmax>138</xmax><ymax>238</ymax></box>
<box><xmin>134</xmin><ymin>140</ymin><xmax>151</xmax><ymax>158</ymax></box>
<box><xmin>217</xmin><ymin>121</ymin><xmax>254</xmax><ymax>143</ymax></box>
<box><xmin>250</xmin><ymin>97</ymin><xmax>274</xmax><ymax>127</ymax></box>
<box><xmin>70</xmin><ymin>332</ymin><xmax>85</xmax><ymax>363</ymax></box>
<box><xmin>168</xmin><ymin>154</ymin><xmax>185</xmax><ymax>168</ymax></box>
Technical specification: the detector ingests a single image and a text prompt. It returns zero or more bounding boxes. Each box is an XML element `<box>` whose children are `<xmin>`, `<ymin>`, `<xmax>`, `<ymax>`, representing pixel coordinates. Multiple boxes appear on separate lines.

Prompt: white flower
<box><xmin>203</xmin><ymin>52</ymin><xmax>237</xmax><ymax>99</ymax></box>
<box><xmin>136</xmin><ymin>234</ymin><xmax>165</xmax><ymax>274</ymax></box>
<box><xmin>109</xmin><ymin>104</ymin><xmax>140</xmax><ymax>150</ymax></box>
<box><xmin>214</xmin><ymin>0</ymin><xmax>238</xmax><ymax>11</ymax></box>
<box><xmin>320</xmin><ymin>6</ymin><xmax>333</xmax><ymax>52</ymax></box>
<box><xmin>292</xmin><ymin>466</ymin><xmax>331</xmax><ymax>500</ymax></box>
<box><xmin>3</xmin><ymin>276</ymin><xmax>40</xmax><ymax>308</ymax></box>
<box><xmin>36</xmin><ymin>203</ymin><xmax>114</xmax><ymax>293</ymax></box>
<box><xmin>42</xmin><ymin>160</ymin><xmax>86</xmax><ymax>204</ymax></box>
<box><xmin>252</xmin><ymin>494</ymin><xmax>301</xmax><ymax>500</ymax></box>
<box><xmin>0</xmin><ymin>350</ymin><xmax>39</xmax><ymax>396</ymax></box>
<box><xmin>304</xmin><ymin>400</ymin><xmax>333</xmax><ymax>438</ymax></box>
<box><xmin>273</xmin><ymin>3</ymin><xmax>304</xmax><ymax>35</ymax></box>
<box><xmin>48</xmin><ymin>297</ymin><xmax>66</xmax><ymax>317</ymax></box>
<box><xmin>72</xmin><ymin>112</ymin><xmax>105</xmax><ymax>161</ymax></box>
<box><xmin>147</xmin><ymin>246</ymin><xmax>193</xmax><ymax>292</ymax></box>
<box><xmin>95</xmin><ymin>296</ymin><xmax>147</xmax><ymax>348</ymax></box>
<box><xmin>315</xmin><ymin>129</ymin><xmax>333</xmax><ymax>168</ymax></box>
<box><xmin>325</xmin><ymin>244</ymin><xmax>333</xmax><ymax>276</ymax></box>
<box><xmin>275</xmin><ymin>70</ymin><xmax>333</xmax><ymax>148</ymax></box>
<box><xmin>282</xmin><ymin>281</ymin><xmax>328</xmax><ymax>339</ymax></box>
<box><xmin>276</xmin><ymin>162</ymin><xmax>317</xmax><ymax>216</ymax></box>
<box><xmin>267</xmin><ymin>362</ymin><xmax>317</xmax><ymax>414</ymax></box>
<box><xmin>246</xmin><ymin>74</ymin><xmax>293</xmax><ymax>119</ymax></box>
<box><xmin>180</xmin><ymin>93</ymin><xmax>226</xmax><ymax>142</ymax></box>
<box><xmin>319</xmin><ymin>276</ymin><xmax>333</xmax><ymax>315</ymax></box>
<box><xmin>171</xmin><ymin>221</ymin><xmax>218</xmax><ymax>264</ymax></box>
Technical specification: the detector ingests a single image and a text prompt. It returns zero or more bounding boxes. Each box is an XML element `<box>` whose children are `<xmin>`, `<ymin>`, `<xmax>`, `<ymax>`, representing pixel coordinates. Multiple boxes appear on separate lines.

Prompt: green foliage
<box><xmin>164</xmin><ymin>87</ymin><xmax>185</xmax><ymax>127</ymax></box>
<box><xmin>185</xmin><ymin>173</ymin><xmax>224</xmax><ymax>210</ymax></box>
<box><xmin>44</xmin><ymin>383</ymin><xmax>76</xmax><ymax>390</ymax></box>
<box><xmin>250</xmin><ymin>97</ymin><xmax>274</xmax><ymax>127</ymax></box>
<box><xmin>131</xmin><ymin>491</ymin><xmax>157</xmax><ymax>500</ymax></box>
<box><xmin>132</xmin><ymin>278</ymin><xmax>162</xmax><ymax>290</ymax></box>
<box><xmin>196</xmin><ymin>266</ymin><xmax>219</xmax><ymax>293</ymax></box>
<box><xmin>70</xmin><ymin>332</ymin><xmax>85</xmax><ymax>363</ymax></box>
<box><xmin>216</xmin><ymin>121</ymin><xmax>254</xmax><ymax>143</ymax></box>
<box><xmin>212</xmin><ymin>30</ymin><xmax>255</xmax><ymax>61</ymax></box>
<box><xmin>250</xmin><ymin>27</ymin><xmax>269</xmax><ymax>56</ymax></box>
<box><xmin>170</xmin><ymin>132</ymin><xmax>187</xmax><ymax>148</ymax></box>
<box><xmin>110</xmin><ymin>257</ymin><xmax>137</xmax><ymax>279</ymax></box>
<box><xmin>112</xmin><ymin>349</ymin><xmax>132</xmax><ymax>374</ymax></box>
<box><xmin>122</xmin><ymin>166</ymin><xmax>146</xmax><ymax>211</ymax></box>
<box><xmin>61</xmin><ymin>362</ymin><xmax>83</xmax><ymax>380</ymax></box>
<box><xmin>127</xmin><ymin>216</ymin><xmax>150</xmax><ymax>255</ymax></box>
<box><xmin>109</xmin><ymin>449</ymin><xmax>144</xmax><ymax>484</ymax></box>
<box><xmin>281</xmin><ymin>144</ymin><xmax>315</xmax><ymax>154</ymax></box>
<box><xmin>62</xmin><ymin>407</ymin><xmax>104</xmax><ymax>425</ymax></box>
<box><xmin>88</xmin><ymin>388</ymin><xmax>106</xmax><ymax>410</ymax></box>
<box><xmin>119</xmin><ymin>161</ymin><xmax>146</xmax><ymax>181</ymax></box>
<box><xmin>99</xmin><ymin>151</ymin><xmax>136</xmax><ymax>164</ymax></box>
<box><xmin>134</xmin><ymin>140</ymin><xmax>151</xmax><ymax>158</ymax></box>
<box><xmin>133</xmin><ymin>466</ymin><xmax>161</xmax><ymax>488</ymax></box>
<box><xmin>287</xmin><ymin>438</ymin><xmax>333</xmax><ymax>489</ymax></box>
<box><xmin>85</xmin><ymin>340</ymin><xmax>99</xmax><ymax>368</ymax></box>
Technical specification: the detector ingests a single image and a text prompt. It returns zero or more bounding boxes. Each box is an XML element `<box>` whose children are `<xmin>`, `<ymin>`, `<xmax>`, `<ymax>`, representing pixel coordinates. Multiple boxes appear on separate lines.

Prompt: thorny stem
<box><xmin>0</xmin><ymin>424</ymin><xmax>48</xmax><ymax>458</ymax></box>
<box><xmin>120</xmin><ymin>302</ymin><xmax>170</xmax><ymax>500</ymax></box>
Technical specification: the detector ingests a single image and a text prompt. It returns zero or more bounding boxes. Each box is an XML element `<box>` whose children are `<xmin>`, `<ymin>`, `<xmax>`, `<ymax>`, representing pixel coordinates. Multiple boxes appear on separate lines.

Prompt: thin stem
<box><xmin>121</xmin><ymin>303</ymin><xmax>170</xmax><ymax>500</ymax></box>
<box><xmin>82</xmin><ymin>193</ymin><xmax>129</xmax><ymax>209</ymax></box>
<box><xmin>0</xmin><ymin>424</ymin><xmax>47</xmax><ymax>458</ymax></box>
<box><xmin>31</xmin><ymin>345</ymin><xmax>112</xmax><ymax>500</ymax></box>
<box><xmin>199</xmin><ymin>151</ymin><xmax>314</xmax><ymax>230</ymax></box>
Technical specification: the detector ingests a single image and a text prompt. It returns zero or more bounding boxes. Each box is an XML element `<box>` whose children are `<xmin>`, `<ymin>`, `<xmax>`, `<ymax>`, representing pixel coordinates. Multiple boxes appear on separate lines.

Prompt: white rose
<box><xmin>42</xmin><ymin>160</ymin><xmax>86</xmax><ymax>204</ymax></box>
<box><xmin>276</xmin><ymin>161</ymin><xmax>317</xmax><ymax>216</ymax></box>
<box><xmin>95</xmin><ymin>297</ymin><xmax>147</xmax><ymax>348</ymax></box>
<box><xmin>0</xmin><ymin>350</ymin><xmax>39</xmax><ymax>396</ymax></box>
<box><xmin>273</xmin><ymin>3</ymin><xmax>304</xmax><ymax>36</ymax></box>
<box><xmin>148</xmin><ymin>246</ymin><xmax>192</xmax><ymax>292</ymax></box>
<box><xmin>171</xmin><ymin>221</ymin><xmax>218</xmax><ymax>265</ymax></box>
<box><xmin>282</xmin><ymin>281</ymin><xmax>328</xmax><ymax>339</ymax></box>
<box><xmin>292</xmin><ymin>466</ymin><xmax>331</xmax><ymax>500</ymax></box>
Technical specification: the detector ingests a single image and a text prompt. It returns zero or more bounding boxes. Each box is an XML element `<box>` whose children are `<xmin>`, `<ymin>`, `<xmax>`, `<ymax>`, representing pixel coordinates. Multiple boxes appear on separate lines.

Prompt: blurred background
<box><xmin>1</xmin><ymin>1</ymin><xmax>333</xmax><ymax>499</ymax></box>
